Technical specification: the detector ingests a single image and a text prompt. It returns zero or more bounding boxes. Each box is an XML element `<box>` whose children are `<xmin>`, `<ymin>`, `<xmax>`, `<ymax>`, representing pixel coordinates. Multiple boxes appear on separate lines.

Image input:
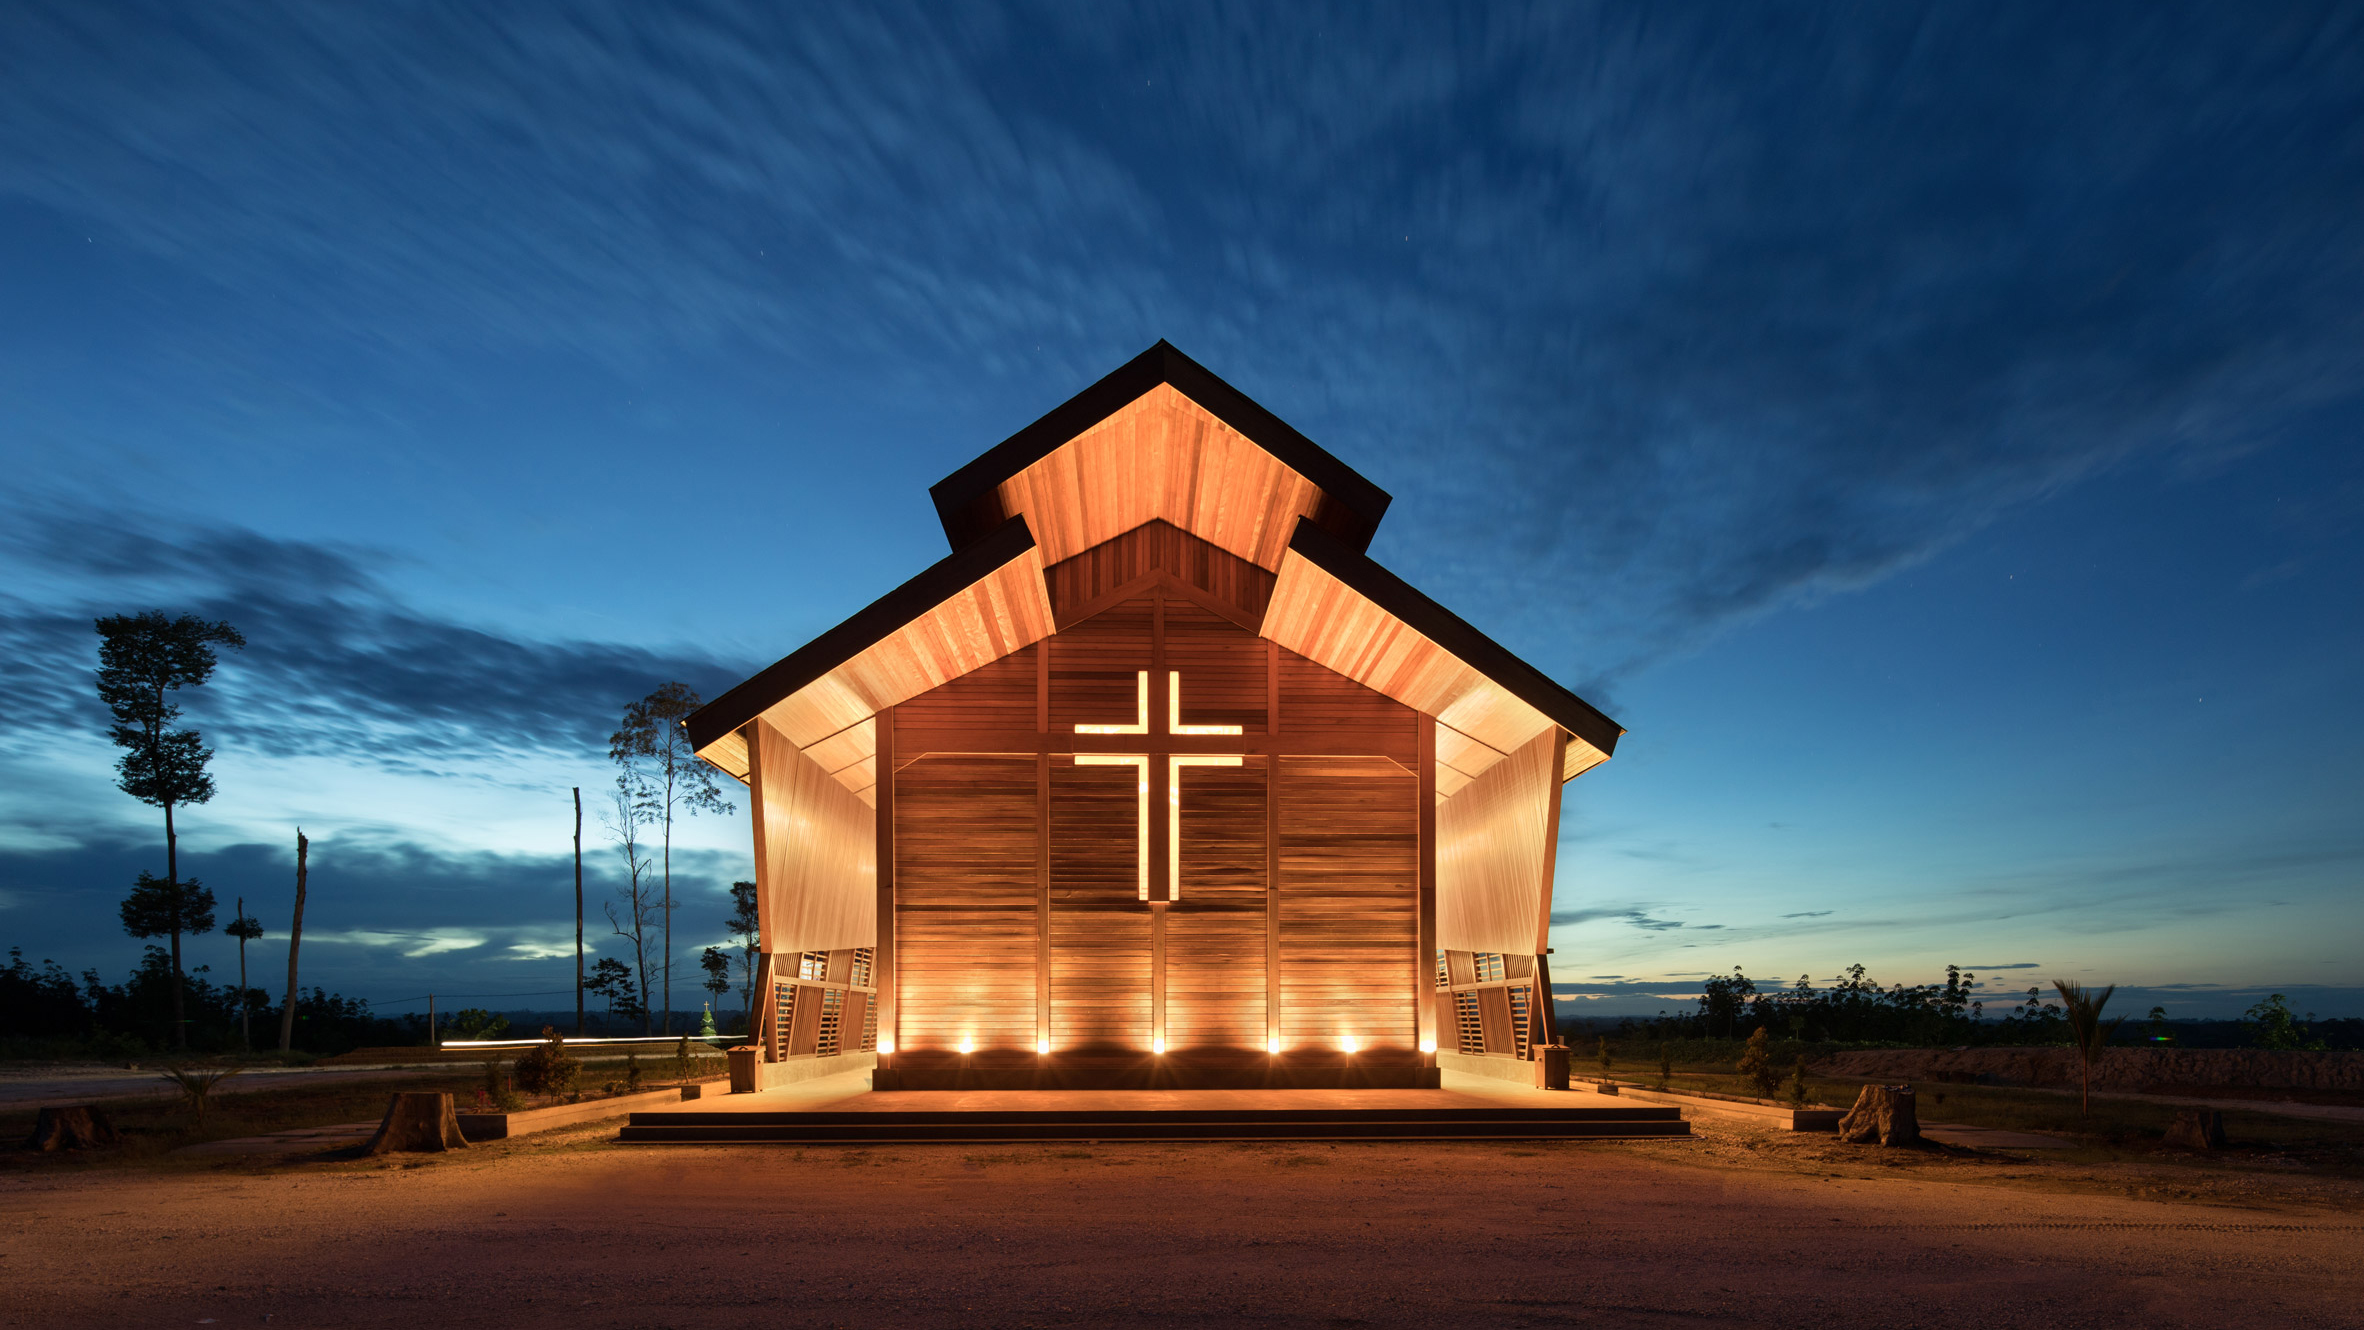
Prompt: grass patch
<box><xmin>1</xmin><ymin>1069</ymin><xmax>486</xmax><ymax>1168</ymax></box>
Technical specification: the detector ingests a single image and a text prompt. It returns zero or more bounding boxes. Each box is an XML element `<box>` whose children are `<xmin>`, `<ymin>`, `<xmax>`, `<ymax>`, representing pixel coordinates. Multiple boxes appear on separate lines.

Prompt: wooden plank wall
<box><xmin>748</xmin><ymin>718</ymin><xmax>877</xmax><ymax>955</ymax></box>
<box><xmin>1277</xmin><ymin>754</ymin><xmax>1419</xmax><ymax>1051</ymax></box>
<box><xmin>892</xmin><ymin>753</ymin><xmax>1039</xmax><ymax>1053</ymax></box>
<box><xmin>1435</xmin><ymin>726</ymin><xmax>1565</xmax><ymax>956</ymax></box>
<box><xmin>1166</xmin><ymin>758</ymin><xmax>1268</xmax><ymax>1051</ymax></box>
<box><xmin>882</xmin><ymin>525</ymin><xmax>1429</xmax><ymax>1082</ymax></box>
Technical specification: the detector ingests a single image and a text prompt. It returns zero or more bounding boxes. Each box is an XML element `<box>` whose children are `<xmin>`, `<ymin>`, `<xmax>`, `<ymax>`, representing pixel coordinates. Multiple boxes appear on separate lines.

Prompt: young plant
<box><xmin>1657</xmin><ymin>1043</ymin><xmax>1672</xmax><ymax>1089</ymax></box>
<box><xmin>1785</xmin><ymin>1057</ymin><xmax>1810</xmax><ymax>1106</ymax></box>
<box><xmin>1595</xmin><ymin>1036</ymin><xmax>1612</xmax><ymax>1080</ymax></box>
<box><xmin>2052</xmin><ymin>979</ymin><xmax>2125</xmax><ymax>1116</ymax></box>
<box><xmin>1737</xmin><ymin>1027</ymin><xmax>1779</xmax><ymax>1098</ymax></box>
<box><xmin>160</xmin><ymin>1065</ymin><xmax>241</xmax><ymax>1124</ymax></box>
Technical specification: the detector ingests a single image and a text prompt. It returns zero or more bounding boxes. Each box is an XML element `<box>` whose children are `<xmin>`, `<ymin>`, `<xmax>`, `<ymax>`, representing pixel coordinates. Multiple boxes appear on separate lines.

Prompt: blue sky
<box><xmin>2</xmin><ymin>3</ymin><xmax>2359</xmax><ymax>1020</ymax></box>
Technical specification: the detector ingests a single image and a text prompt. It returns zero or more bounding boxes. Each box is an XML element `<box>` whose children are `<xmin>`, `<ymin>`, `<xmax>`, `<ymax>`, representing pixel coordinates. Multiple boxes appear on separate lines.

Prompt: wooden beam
<box><xmin>887</xmin><ymin>728</ymin><xmax>1421</xmax><ymax>761</ymax></box>
<box><xmin>873</xmin><ymin>704</ymin><xmax>897</xmax><ymax>1075</ymax></box>
<box><xmin>1417</xmin><ymin>716</ymin><xmax>1438</xmax><ymax>1069</ymax></box>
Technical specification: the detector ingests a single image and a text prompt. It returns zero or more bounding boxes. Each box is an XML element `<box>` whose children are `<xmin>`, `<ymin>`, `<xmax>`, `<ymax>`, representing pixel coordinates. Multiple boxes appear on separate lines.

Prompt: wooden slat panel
<box><xmin>1164</xmin><ymin>598</ymin><xmax>1270</xmax><ymax>735</ymax></box>
<box><xmin>996</xmin><ymin>384</ymin><xmax>1328</xmax><ymax>572</ymax></box>
<box><xmin>892</xmin><ymin>755</ymin><xmax>1040</xmax><ymax>1052</ymax></box>
<box><xmin>1048</xmin><ymin>596</ymin><xmax>1154</xmax><ymax>733</ymax></box>
<box><xmin>1165</xmin><ymin>758</ymin><xmax>1267</xmax><ymax>1051</ymax></box>
<box><xmin>701</xmin><ymin>727</ymin><xmax>750</xmax><ymax>783</ymax></box>
<box><xmin>1278</xmin><ymin>651</ymin><xmax>1420</xmax><ymax>763</ymax></box>
<box><xmin>1277</xmin><ymin>751</ymin><xmax>1418</xmax><ymax>1051</ymax></box>
<box><xmin>749</xmin><ymin>719</ymin><xmax>876</xmax><ymax>956</ymax></box>
<box><xmin>1045</xmin><ymin>518</ymin><xmax>1277</xmax><ymax>627</ymax></box>
<box><xmin>1436</xmin><ymin>727</ymin><xmax>1560</xmax><ymax>955</ymax></box>
<box><xmin>1266</xmin><ymin>549</ymin><xmax>1607</xmax><ymax>775</ymax></box>
<box><xmin>892</xmin><ymin>644</ymin><xmax>1040</xmax><ymax>735</ymax></box>
<box><xmin>755</xmin><ymin>546</ymin><xmax>1055</xmax><ymax>767</ymax></box>
<box><xmin>1435</xmin><ymin>723</ymin><xmax>1504</xmax><ymax>779</ymax></box>
<box><xmin>1049</xmin><ymin>757</ymin><xmax>1152</xmax><ymax>1050</ymax></box>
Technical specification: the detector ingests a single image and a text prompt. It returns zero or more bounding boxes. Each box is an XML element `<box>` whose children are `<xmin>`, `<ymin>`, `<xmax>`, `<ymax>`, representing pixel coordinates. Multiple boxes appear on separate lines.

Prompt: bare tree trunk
<box><xmin>236</xmin><ymin>895</ymin><xmax>250</xmax><ymax>1051</ymax></box>
<box><xmin>279</xmin><ymin>829</ymin><xmax>308</xmax><ymax>1053</ymax></box>
<box><xmin>573</xmin><ymin>787</ymin><xmax>584</xmax><ymax>1037</ymax></box>
<box><xmin>165</xmin><ymin>798</ymin><xmax>184</xmax><ymax>1048</ymax></box>
<box><xmin>661</xmin><ymin>802</ymin><xmax>672</xmax><ymax>1037</ymax></box>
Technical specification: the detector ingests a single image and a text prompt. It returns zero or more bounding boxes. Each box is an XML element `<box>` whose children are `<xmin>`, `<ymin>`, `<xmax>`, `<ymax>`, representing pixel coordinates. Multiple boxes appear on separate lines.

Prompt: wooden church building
<box><xmin>686</xmin><ymin>343</ymin><xmax>1622</xmax><ymax>1090</ymax></box>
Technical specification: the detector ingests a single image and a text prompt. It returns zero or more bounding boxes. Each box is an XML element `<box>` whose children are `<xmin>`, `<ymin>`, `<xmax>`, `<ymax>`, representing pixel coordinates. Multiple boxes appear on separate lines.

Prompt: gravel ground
<box><xmin>4</xmin><ymin>1116</ymin><xmax>2359</xmax><ymax>1328</ymax></box>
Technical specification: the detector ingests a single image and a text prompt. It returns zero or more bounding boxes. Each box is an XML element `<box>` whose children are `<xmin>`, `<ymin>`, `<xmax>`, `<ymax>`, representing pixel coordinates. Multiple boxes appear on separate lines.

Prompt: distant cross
<box><xmin>1075</xmin><ymin>671</ymin><xmax>1242</xmax><ymax>901</ymax></box>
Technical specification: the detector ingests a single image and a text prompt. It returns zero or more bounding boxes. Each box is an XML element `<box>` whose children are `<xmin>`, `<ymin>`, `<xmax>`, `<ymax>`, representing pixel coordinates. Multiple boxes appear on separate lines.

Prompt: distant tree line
<box><xmin>1609</xmin><ymin>963</ymin><xmax>2362</xmax><ymax>1050</ymax></box>
<box><xmin>1</xmin><ymin>945</ymin><xmax>417</xmax><ymax>1058</ymax></box>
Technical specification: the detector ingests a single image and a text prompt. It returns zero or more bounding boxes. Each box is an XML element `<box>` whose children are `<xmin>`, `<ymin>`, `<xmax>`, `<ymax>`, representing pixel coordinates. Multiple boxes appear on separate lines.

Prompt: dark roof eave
<box><xmin>684</xmin><ymin>516</ymin><xmax>1040</xmax><ymax>752</ymax></box>
<box><xmin>1284</xmin><ymin>518</ymin><xmax>1624</xmax><ymax>759</ymax></box>
<box><xmin>927</xmin><ymin>340</ymin><xmax>1393</xmax><ymax>554</ymax></box>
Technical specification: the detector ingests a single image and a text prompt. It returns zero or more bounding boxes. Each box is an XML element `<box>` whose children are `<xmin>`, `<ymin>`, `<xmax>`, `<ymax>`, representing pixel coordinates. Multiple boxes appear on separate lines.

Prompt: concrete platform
<box><xmin>618</xmin><ymin>1068</ymin><xmax>1692</xmax><ymax>1143</ymax></box>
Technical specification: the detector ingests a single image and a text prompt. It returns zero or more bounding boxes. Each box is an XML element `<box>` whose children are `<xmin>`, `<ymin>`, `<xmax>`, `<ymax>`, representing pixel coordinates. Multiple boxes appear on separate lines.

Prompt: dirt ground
<box><xmin>4</xmin><ymin>1115</ymin><xmax>2360</xmax><ymax>1329</ymax></box>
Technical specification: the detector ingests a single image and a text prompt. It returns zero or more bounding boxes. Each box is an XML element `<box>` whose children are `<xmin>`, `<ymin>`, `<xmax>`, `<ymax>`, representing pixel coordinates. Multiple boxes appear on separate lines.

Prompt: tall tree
<box><xmin>225</xmin><ymin>899</ymin><xmax>264</xmax><ymax>1051</ymax></box>
<box><xmin>119</xmin><ymin>873</ymin><xmax>215</xmax><ymax>1045</ymax></box>
<box><xmin>95</xmin><ymin>611</ymin><xmax>243</xmax><ymax>1048</ymax></box>
<box><xmin>610</xmin><ymin>683</ymin><xmax>734</xmax><ymax>1036</ymax></box>
<box><xmin>601</xmin><ymin>776</ymin><xmax>658</xmax><ymax>1034</ymax></box>
<box><xmin>725</xmin><ymin>880</ymin><xmax>760</xmax><ymax>1026</ymax></box>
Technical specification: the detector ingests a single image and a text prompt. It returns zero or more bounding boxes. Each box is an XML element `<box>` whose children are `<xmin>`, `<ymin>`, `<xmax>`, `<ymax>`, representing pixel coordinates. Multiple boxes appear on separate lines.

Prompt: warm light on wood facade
<box><xmin>688</xmin><ymin>342</ymin><xmax>1622</xmax><ymax>1089</ymax></box>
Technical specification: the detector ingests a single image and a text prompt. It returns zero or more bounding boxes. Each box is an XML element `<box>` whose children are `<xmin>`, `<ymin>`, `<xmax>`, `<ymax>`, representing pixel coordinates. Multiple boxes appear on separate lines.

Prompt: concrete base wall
<box><xmin>1439</xmin><ymin>1051</ymin><xmax>1535</xmax><ymax>1086</ymax></box>
<box><xmin>754</xmin><ymin>1051</ymin><xmax>877</xmax><ymax>1092</ymax></box>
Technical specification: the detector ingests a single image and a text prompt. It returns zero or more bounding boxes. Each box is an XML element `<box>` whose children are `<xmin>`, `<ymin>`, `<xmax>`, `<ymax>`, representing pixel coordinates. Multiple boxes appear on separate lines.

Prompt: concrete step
<box><xmin>617</xmin><ymin>1106</ymin><xmax>1691</xmax><ymax>1143</ymax></box>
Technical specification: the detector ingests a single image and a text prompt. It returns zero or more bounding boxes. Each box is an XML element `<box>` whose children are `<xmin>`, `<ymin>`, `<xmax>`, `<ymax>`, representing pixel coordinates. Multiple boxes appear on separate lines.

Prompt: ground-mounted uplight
<box><xmin>1340</xmin><ymin>1035</ymin><xmax>1358</xmax><ymax>1055</ymax></box>
<box><xmin>1419</xmin><ymin>1038</ymin><xmax>1437</xmax><ymax>1055</ymax></box>
<box><xmin>958</xmin><ymin>1037</ymin><xmax>975</xmax><ymax>1055</ymax></box>
<box><xmin>1152</xmin><ymin>1037</ymin><xmax>1166</xmax><ymax>1055</ymax></box>
<box><xmin>1267</xmin><ymin>1035</ymin><xmax>1282</xmax><ymax>1055</ymax></box>
<box><xmin>1037</xmin><ymin>1038</ymin><xmax>1051</xmax><ymax>1055</ymax></box>
<box><xmin>877</xmin><ymin>1037</ymin><xmax>895</xmax><ymax>1055</ymax></box>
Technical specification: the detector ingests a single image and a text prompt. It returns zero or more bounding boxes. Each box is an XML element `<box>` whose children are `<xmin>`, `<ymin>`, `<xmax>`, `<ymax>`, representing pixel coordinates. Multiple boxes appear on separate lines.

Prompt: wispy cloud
<box><xmin>0</xmin><ymin>499</ymin><xmax>745</xmax><ymax>768</ymax></box>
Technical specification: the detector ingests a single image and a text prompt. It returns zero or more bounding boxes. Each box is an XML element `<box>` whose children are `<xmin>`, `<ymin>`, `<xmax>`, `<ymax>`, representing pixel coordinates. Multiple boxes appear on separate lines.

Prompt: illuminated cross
<box><xmin>1074</xmin><ymin>671</ymin><xmax>1243</xmax><ymax>902</ymax></box>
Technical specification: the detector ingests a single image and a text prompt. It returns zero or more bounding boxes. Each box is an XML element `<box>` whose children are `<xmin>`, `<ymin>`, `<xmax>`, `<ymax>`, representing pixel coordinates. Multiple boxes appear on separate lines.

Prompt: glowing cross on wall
<box><xmin>1074</xmin><ymin>671</ymin><xmax>1243</xmax><ymax>902</ymax></box>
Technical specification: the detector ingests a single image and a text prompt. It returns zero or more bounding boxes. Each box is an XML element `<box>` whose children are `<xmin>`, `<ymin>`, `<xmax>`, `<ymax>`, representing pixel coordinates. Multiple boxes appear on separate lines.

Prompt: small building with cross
<box><xmin>685</xmin><ymin>343</ymin><xmax>1622</xmax><ymax>1090</ymax></box>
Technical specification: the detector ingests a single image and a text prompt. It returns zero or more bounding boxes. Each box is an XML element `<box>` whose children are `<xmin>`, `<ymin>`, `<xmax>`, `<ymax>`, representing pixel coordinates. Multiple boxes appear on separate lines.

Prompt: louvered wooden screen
<box><xmin>1277</xmin><ymin>754</ymin><xmax>1418</xmax><ymax>1050</ymax></box>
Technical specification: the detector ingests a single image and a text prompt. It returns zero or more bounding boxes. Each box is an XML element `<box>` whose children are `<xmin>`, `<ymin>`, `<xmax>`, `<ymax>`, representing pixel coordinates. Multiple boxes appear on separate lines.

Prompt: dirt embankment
<box><xmin>1817</xmin><ymin>1047</ymin><xmax>2364</xmax><ymax>1093</ymax></box>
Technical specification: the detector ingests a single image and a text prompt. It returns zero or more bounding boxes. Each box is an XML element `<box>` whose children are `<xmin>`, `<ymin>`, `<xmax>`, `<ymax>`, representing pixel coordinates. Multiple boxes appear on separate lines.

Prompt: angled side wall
<box><xmin>748</xmin><ymin>717</ymin><xmax>877</xmax><ymax>956</ymax></box>
<box><xmin>1435</xmin><ymin>726</ymin><xmax>1565</xmax><ymax>956</ymax></box>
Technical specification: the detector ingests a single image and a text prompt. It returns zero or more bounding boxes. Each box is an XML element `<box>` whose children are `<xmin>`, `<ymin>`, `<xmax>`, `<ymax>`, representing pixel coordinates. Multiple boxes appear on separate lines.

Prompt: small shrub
<box><xmin>1657</xmin><ymin>1043</ymin><xmax>1672</xmax><ymax>1089</ymax></box>
<box><xmin>1596</xmin><ymin>1037</ymin><xmax>1612</xmax><ymax>1078</ymax></box>
<box><xmin>161</xmin><ymin>1066</ymin><xmax>241</xmax><ymax>1124</ymax></box>
<box><xmin>625</xmin><ymin>1052</ymin><xmax>643</xmax><ymax>1090</ymax></box>
<box><xmin>512</xmin><ymin>1027</ymin><xmax>581</xmax><ymax>1102</ymax></box>
<box><xmin>1784</xmin><ymin>1058</ymin><xmax>1810</xmax><ymax>1106</ymax></box>
<box><xmin>1737</xmin><ymin>1027</ymin><xmax>1778</xmax><ymax>1098</ymax></box>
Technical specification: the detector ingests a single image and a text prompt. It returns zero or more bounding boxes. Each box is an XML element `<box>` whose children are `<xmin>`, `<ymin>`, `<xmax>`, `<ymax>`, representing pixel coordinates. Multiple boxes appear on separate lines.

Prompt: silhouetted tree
<box><xmin>118</xmin><ymin>873</ymin><xmax>215</xmax><ymax>1046</ymax></box>
<box><xmin>700</xmin><ymin>946</ymin><xmax>731</xmax><ymax>1027</ymax></box>
<box><xmin>95</xmin><ymin>611</ymin><xmax>243</xmax><ymax>1046</ymax></box>
<box><xmin>586</xmin><ymin>956</ymin><xmax>640</xmax><ymax>1033</ymax></box>
<box><xmin>224</xmin><ymin>899</ymin><xmax>263</xmax><ymax>1050</ymax></box>
<box><xmin>726</xmin><ymin>880</ymin><xmax>759</xmax><ymax>1023</ymax></box>
<box><xmin>610</xmin><ymin>683</ymin><xmax>734</xmax><ymax>1036</ymax></box>
<box><xmin>2052</xmin><ymin>979</ymin><xmax>2125</xmax><ymax>1115</ymax></box>
<box><xmin>2243</xmin><ymin>993</ymin><xmax>2326</xmax><ymax>1052</ymax></box>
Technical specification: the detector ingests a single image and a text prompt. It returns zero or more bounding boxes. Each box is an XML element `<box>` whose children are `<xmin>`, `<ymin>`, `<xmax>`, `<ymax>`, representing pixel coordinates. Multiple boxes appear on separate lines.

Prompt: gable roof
<box><xmin>929</xmin><ymin>341</ymin><xmax>1393</xmax><ymax>561</ymax></box>
<box><xmin>686</xmin><ymin>342</ymin><xmax>1620</xmax><ymax>798</ymax></box>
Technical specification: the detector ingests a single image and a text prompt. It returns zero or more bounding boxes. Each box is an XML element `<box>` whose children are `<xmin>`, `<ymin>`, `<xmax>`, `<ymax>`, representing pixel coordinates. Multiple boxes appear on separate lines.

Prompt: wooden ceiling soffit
<box><xmin>927</xmin><ymin>340</ymin><xmax>1392</xmax><ymax>560</ymax></box>
<box><xmin>1265</xmin><ymin>517</ymin><xmax>1624</xmax><ymax>778</ymax></box>
<box><xmin>1045</xmin><ymin>518</ymin><xmax>1276</xmax><ymax>629</ymax></box>
<box><xmin>685</xmin><ymin>517</ymin><xmax>1054</xmax><ymax>771</ymax></box>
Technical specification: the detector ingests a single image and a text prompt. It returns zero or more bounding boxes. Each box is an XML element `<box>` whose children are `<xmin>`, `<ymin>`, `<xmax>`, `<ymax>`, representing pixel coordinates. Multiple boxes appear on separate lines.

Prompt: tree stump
<box><xmin>25</xmin><ymin>1105</ymin><xmax>119</xmax><ymax>1152</ymax></box>
<box><xmin>363</xmin><ymin>1092</ymin><xmax>469</xmax><ymax>1154</ymax></box>
<box><xmin>1837</xmin><ymin>1084</ymin><xmax>1920</xmax><ymax>1146</ymax></box>
<box><xmin>2163</xmin><ymin>1106</ymin><xmax>2227</xmax><ymax>1150</ymax></box>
